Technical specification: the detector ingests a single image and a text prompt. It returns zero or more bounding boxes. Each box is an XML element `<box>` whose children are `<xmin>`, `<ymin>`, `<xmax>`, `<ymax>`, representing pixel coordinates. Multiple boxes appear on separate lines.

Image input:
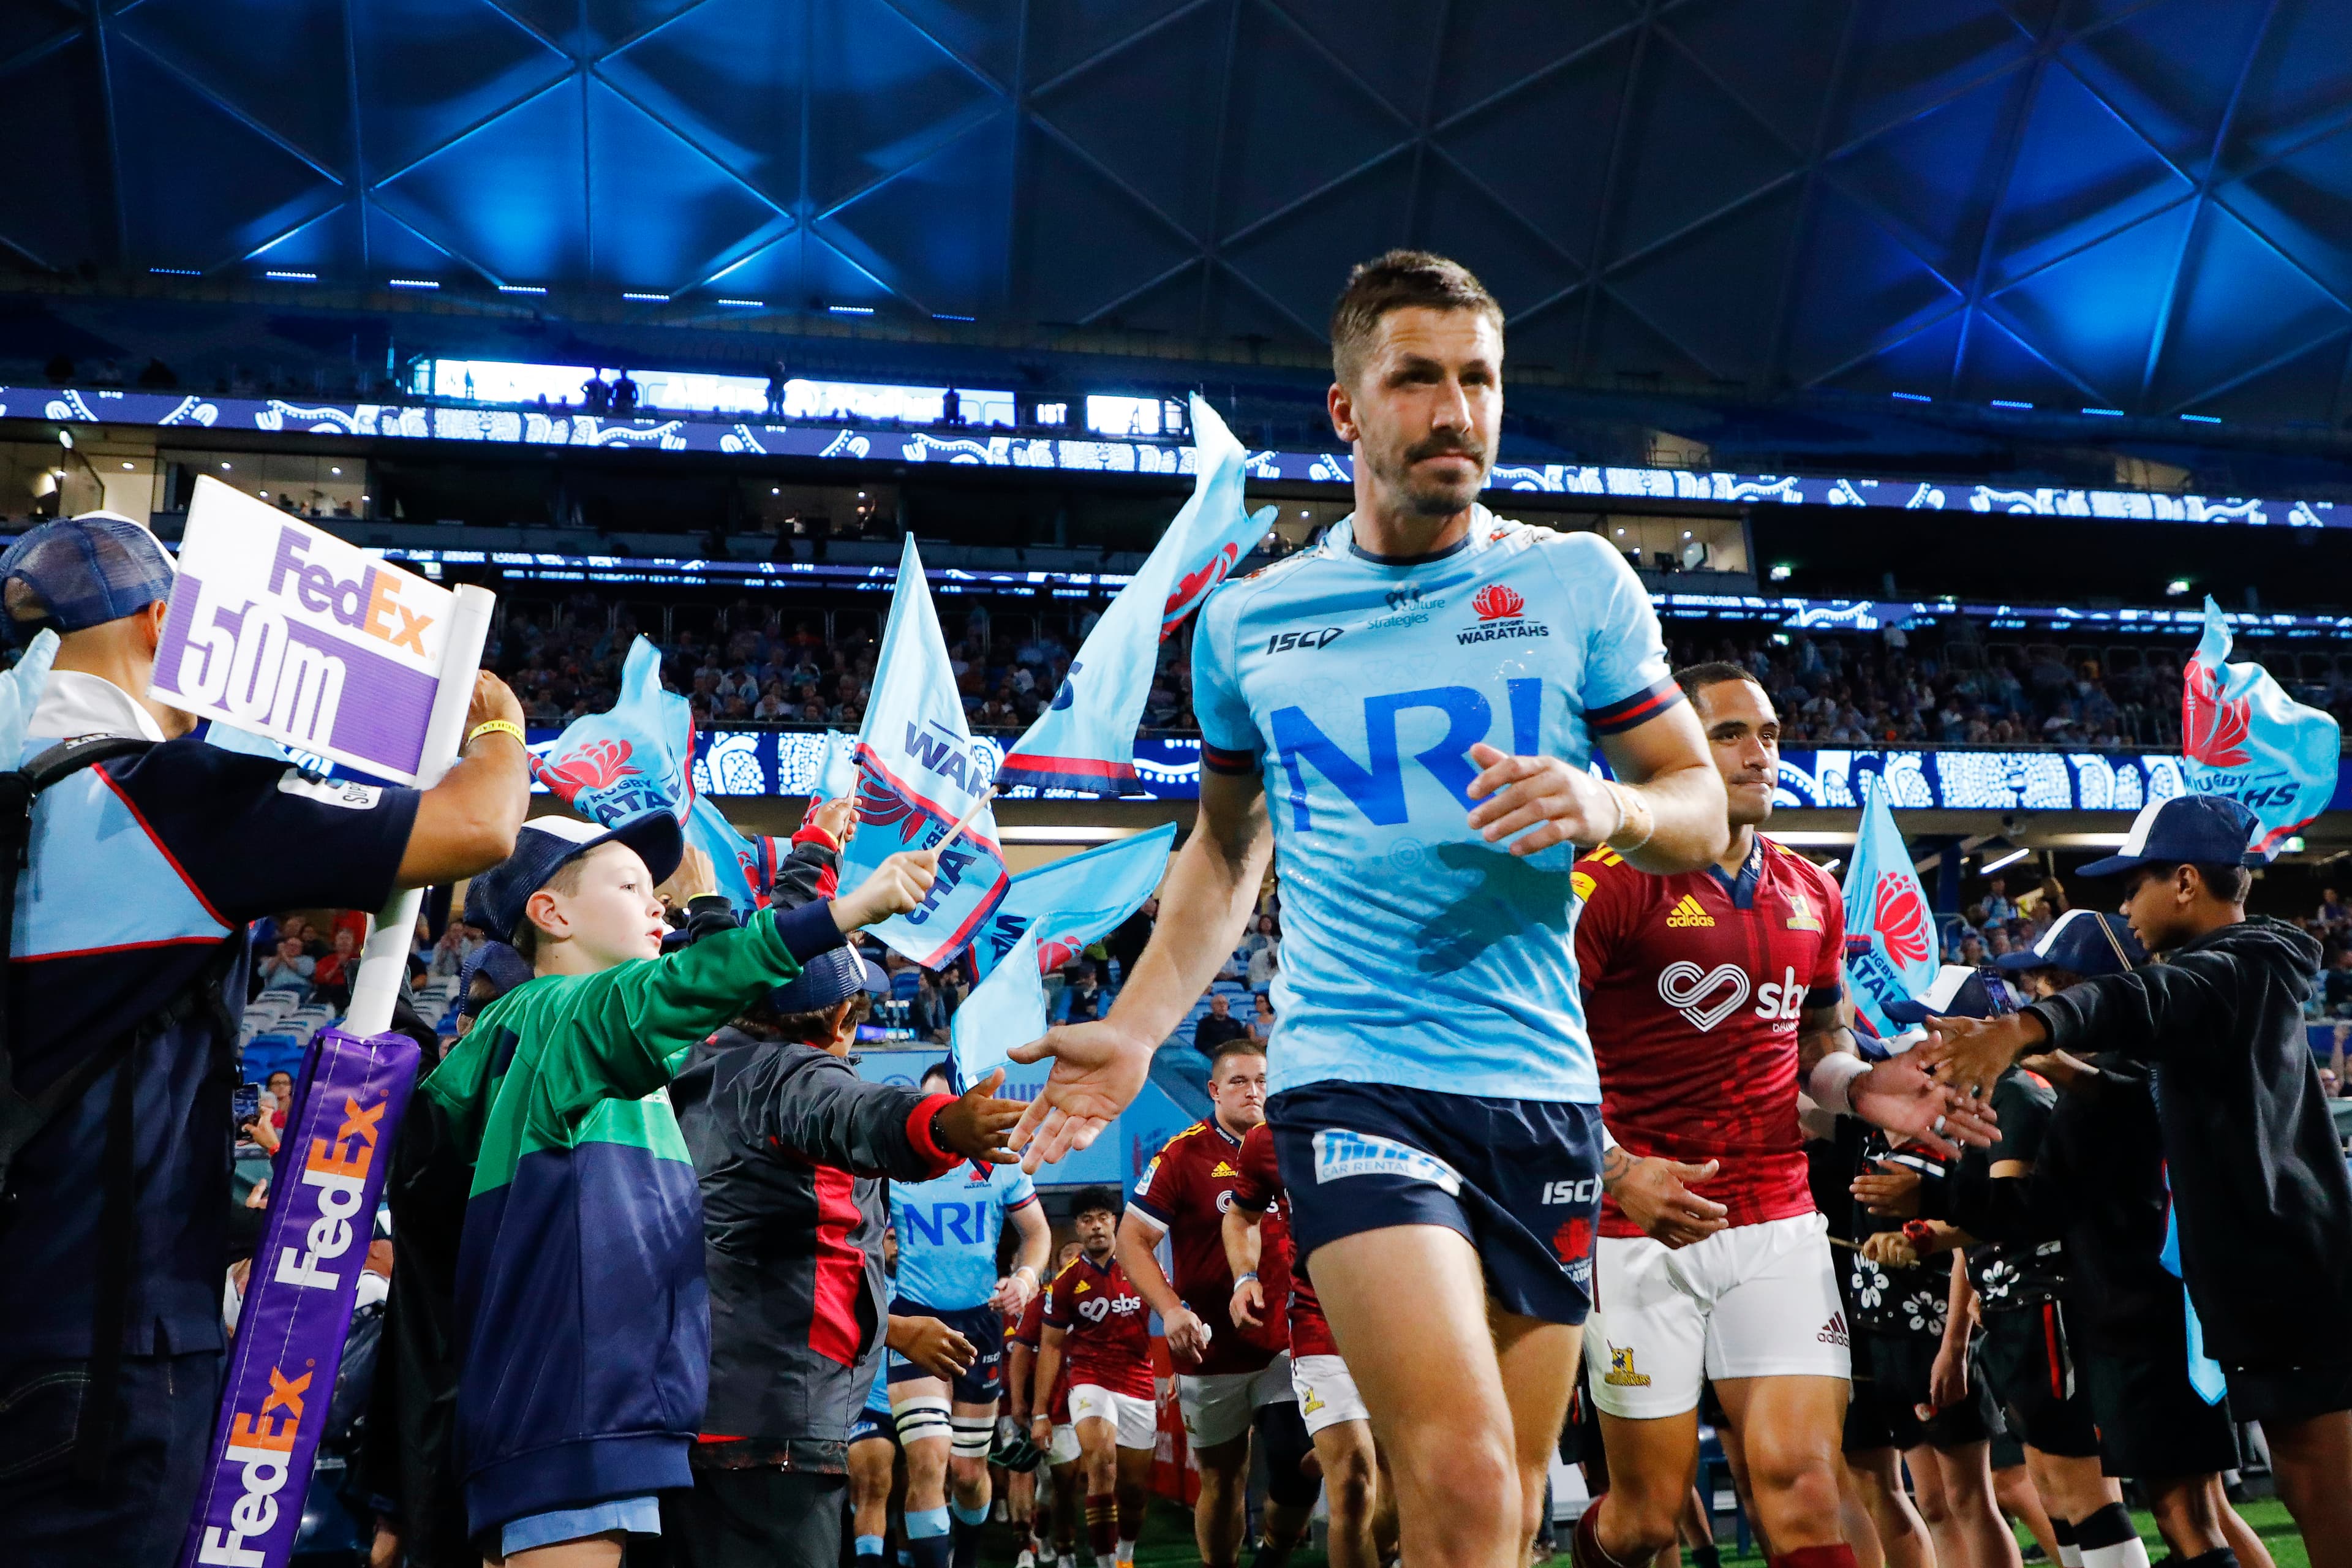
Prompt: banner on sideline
<box><xmin>996</xmin><ymin>396</ymin><xmax>1273</xmax><ymax>794</ymax></box>
<box><xmin>179</xmin><ymin>1027</ymin><xmax>417</xmax><ymax>1568</ymax></box>
<box><xmin>843</xmin><ymin>535</ymin><xmax>1011</xmax><ymax>967</ymax></box>
<box><xmin>152</xmin><ymin>477</ymin><xmax>462</xmax><ymax>783</ymax></box>
<box><xmin>2183</xmin><ymin>595</ymin><xmax>2340</xmax><ymax>858</ymax></box>
<box><xmin>1840</xmin><ymin>774</ymin><xmax>1936</xmax><ymax>1037</ymax></box>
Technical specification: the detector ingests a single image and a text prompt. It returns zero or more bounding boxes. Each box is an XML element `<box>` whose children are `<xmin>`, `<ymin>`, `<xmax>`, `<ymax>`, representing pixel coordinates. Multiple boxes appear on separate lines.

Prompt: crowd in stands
<box><xmin>494</xmin><ymin>587</ymin><xmax>2352</xmax><ymax>752</ymax></box>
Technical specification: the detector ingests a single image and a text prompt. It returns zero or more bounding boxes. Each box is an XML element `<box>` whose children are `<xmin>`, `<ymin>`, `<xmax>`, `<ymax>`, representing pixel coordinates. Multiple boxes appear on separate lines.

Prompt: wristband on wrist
<box><xmin>1013</xmin><ymin>1265</ymin><xmax>1039</xmax><ymax>1284</ymax></box>
<box><xmin>1806</xmin><ymin>1053</ymin><xmax>1872</xmax><ymax>1117</ymax></box>
<box><xmin>467</xmin><ymin>718</ymin><xmax>525</xmax><ymax>747</ymax></box>
<box><xmin>1235</xmin><ymin>1270</ymin><xmax>1258</xmax><ymax>1285</ymax></box>
<box><xmin>1603</xmin><ymin>782</ymin><xmax>1656</xmax><ymax>851</ymax></box>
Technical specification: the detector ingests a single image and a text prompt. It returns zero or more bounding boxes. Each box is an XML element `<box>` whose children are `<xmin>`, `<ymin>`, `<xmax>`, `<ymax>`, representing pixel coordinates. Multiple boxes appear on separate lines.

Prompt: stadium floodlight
<box><xmin>1769</xmin><ymin>564</ymin><xmax>1792</xmax><ymax>581</ymax></box>
<box><xmin>2166</xmin><ymin>578</ymin><xmax>2192</xmax><ymax>597</ymax></box>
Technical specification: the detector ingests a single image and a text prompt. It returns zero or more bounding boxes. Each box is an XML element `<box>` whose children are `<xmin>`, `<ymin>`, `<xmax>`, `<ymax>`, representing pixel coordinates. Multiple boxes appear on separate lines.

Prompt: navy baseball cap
<box><xmin>1883</xmin><ymin>963</ymin><xmax>2021</xmax><ymax>1025</ymax></box>
<box><xmin>0</xmin><ymin>511</ymin><xmax>175</xmax><ymax>636</ymax></box>
<box><xmin>1992</xmin><ymin>909</ymin><xmax>2146</xmax><ymax>977</ymax></box>
<box><xmin>456</xmin><ymin>939</ymin><xmax>536</xmax><ymax>1017</ymax></box>
<box><xmin>472</xmin><ymin>808</ymin><xmax>685</xmax><ymax>941</ymax></box>
<box><xmin>768</xmin><ymin>948</ymin><xmax>891</xmax><ymax>1014</ymax></box>
<box><xmin>2078</xmin><ymin>794</ymin><xmax>2259</xmax><ymax>877</ymax></box>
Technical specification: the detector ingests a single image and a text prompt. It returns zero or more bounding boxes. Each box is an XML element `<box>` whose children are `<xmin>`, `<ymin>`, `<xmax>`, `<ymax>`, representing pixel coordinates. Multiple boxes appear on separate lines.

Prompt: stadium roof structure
<box><xmin>9</xmin><ymin>2</ymin><xmax>2352</xmax><ymax>429</ymax></box>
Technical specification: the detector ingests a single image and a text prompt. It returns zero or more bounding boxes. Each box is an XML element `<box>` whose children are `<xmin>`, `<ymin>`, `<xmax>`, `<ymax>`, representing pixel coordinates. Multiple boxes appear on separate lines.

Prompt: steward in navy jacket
<box><xmin>670</xmin><ymin>1026</ymin><xmax>960</xmax><ymax>1468</ymax></box>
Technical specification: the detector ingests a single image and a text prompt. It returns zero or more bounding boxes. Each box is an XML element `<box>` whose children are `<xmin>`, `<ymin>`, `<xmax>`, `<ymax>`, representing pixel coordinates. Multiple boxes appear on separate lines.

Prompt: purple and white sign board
<box><xmin>151</xmin><ymin>477</ymin><xmax>461</xmax><ymax>783</ymax></box>
<box><xmin>179</xmin><ymin>1026</ymin><xmax>418</xmax><ymax>1568</ymax></box>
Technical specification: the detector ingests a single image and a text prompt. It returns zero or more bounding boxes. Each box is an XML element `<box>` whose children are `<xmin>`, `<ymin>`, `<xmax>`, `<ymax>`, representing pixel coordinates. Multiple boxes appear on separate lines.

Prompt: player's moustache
<box><xmin>1406</xmin><ymin>432</ymin><xmax>1485</xmax><ymax>466</ymax></box>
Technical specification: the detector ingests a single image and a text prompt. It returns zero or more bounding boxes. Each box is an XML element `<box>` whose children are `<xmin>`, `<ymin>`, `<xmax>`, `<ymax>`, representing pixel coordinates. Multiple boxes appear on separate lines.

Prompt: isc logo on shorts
<box><xmin>1311</xmin><ymin>1129</ymin><xmax>1463</xmax><ymax>1194</ymax></box>
<box><xmin>1540</xmin><ymin>1178</ymin><xmax>1600</xmax><ymax>1205</ymax></box>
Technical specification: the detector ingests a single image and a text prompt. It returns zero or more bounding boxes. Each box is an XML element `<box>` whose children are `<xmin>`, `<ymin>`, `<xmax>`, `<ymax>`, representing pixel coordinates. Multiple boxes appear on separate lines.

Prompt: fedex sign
<box><xmin>153</xmin><ymin>477</ymin><xmax>458</xmax><ymax>783</ymax></box>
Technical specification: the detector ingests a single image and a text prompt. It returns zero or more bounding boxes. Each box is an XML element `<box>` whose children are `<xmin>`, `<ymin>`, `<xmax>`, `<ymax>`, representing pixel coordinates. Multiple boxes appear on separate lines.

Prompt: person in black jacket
<box><xmin>1924</xmin><ymin>795</ymin><xmax>2352</xmax><ymax>1566</ymax></box>
<box><xmin>1864</xmin><ymin>918</ymin><xmax>2272</xmax><ymax>1567</ymax></box>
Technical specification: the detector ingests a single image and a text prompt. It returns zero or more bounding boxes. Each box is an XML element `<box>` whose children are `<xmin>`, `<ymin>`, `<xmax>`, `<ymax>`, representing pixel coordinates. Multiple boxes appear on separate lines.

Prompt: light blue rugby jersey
<box><xmin>1191</xmin><ymin>507</ymin><xmax>1683</xmax><ymax>1104</ymax></box>
<box><xmin>888</xmin><ymin>1160</ymin><xmax>1039</xmax><ymax>1311</ymax></box>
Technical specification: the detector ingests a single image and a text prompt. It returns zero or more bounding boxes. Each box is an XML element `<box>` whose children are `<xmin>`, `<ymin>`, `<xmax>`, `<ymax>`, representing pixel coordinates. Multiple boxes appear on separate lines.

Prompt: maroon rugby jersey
<box><xmin>1012</xmin><ymin>1290</ymin><xmax>1071</xmax><ymax>1423</ymax></box>
<box><xmin>1230</xmin><ymin>1123</ymin><xmax>1335</xmax><ymax>1359</ymax></box>
<box><xmin>1131</xmin><ymin>1117</ymin><xmax>1287</xmax><ymax>1372</ymax></box>
<box><xmin>1042</xmin><ymin>1252</ymin><xmax>1156</xmax><ymax>1400</ymax></box>
<box><xmin>1574</xmin><ymin>835</ymin><xmax>1845</xmax><ymax>1238</ymax></box>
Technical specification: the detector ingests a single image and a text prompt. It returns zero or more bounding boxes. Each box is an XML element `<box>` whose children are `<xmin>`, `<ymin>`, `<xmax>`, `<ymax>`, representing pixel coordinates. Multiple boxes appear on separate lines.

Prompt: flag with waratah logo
<box><xmin>997</xmin><ymin>395</ymin><xmax>1275</xmax><ymax>794</ymax></box>
<box><xmin>968</xmin><ymin>823</ymin><xmax>1177</xmax><ymax>982</ymax></box>
<box><xmin>1840</xmin><ymin>772</ymin><xmax>1936</xmax><ymax>1038</ymax></box>
<box><xmin>531</xmin><ymin>636</ymin><xmax>697</xmax><ymax>825</ymax></box>
<box><xmin>2182</xmin><ymin>595</ymin><xmax>2339</xmax><ymax>859</ymax></box>
<box><xmin>841</xmin><ymin>535</ymin><xmax>1011</xmax><ymax>967</ymax></box>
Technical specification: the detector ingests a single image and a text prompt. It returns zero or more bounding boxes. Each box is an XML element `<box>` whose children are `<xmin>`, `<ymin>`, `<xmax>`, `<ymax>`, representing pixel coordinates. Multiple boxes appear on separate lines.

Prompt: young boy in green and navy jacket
<box><xmin>431</xmin><ymin>807</ymin><xmax>950</xmax><ymax>1564</ymax></box>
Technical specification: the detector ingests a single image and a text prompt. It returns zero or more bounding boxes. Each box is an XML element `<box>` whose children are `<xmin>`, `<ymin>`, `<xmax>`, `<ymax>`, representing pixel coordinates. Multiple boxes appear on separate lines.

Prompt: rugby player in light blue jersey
<box><xmin>1011</xmin><ymin>252</ymin><xmax>1732</xmax><ymax>1568</ymax></box>
<box><xmin>891</xmin><ymin>1061</ymin><xmax>1053</xmax><ymax>1568</ymax></box>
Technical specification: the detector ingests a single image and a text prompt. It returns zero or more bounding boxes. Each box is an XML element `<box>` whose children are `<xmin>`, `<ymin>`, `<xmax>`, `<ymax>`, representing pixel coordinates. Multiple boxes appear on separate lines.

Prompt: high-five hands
<box><xmin>932</xmin><ymin>1068</ymin><xmax>1025</xmax><ymax>1167</ymax></box>
<box><xmin>1914</xmin><ymin>1011</ymin><xmax>2049</xmax><ymax>1101</ymax></box>
<box><xmin>1006</xmin><ymin>1019</ymin><xmax>1154</xmax><ymax>1174</ymax></box>
<box><xmin>1853</xmin><ymin>1053</ymin><xmax>1999</xmax><ymax>1157</ymax></box>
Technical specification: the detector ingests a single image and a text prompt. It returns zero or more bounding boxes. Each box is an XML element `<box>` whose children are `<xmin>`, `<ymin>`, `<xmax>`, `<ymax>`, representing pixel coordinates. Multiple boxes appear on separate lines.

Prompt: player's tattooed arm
<box><xmin>1600</xmin><ymin>1140</ymin><xmax>1728</xmax><ymax>1250</ymax></box>
<box><xmin>1796</xmin><ymin>998</ymin><xmax>1860</xmax><ymax>1079</ymax></box>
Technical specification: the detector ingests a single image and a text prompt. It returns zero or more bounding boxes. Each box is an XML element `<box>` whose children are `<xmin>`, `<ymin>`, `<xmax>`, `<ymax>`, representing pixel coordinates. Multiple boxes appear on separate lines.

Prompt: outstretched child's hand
<box><xmin>932</xmin><ymin>1067</ymin><xmax>1025</xmax><ymax>1166</ymax></box>
<box><xmin>831</xmin><ymin>849</ymin><xmax>938</xmax><ymax>932</ymax></box>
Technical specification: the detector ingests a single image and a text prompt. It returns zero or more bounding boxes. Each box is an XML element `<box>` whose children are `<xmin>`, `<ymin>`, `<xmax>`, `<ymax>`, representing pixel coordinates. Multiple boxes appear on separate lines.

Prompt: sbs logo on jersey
<box><xmin>1079</xmin><ymin>1293</ymin><xmax>1146</xmax><ymax>1324</ymax></box>
<box><xmin>1656</xmin><ymin>963</ymin><xmax>1805</xmax><ymax>1031</ymax></box>
<box><xmin>1457</xmin><ymin>582</ymin><xmax>1551</xmax><ymax>645</ymax></box>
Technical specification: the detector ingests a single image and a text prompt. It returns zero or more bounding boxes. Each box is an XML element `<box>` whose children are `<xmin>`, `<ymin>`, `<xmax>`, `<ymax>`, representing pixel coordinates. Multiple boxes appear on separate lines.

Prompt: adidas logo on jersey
<box><xmin>1665</xmin><ymin>894</ymin><xmax>1714</xmax><ymax>928</ymax></box>
<box><xmin>1211</xmin><ymin>1161</ymin><xmax>1239</xmax><ymax>1178</ymax></box>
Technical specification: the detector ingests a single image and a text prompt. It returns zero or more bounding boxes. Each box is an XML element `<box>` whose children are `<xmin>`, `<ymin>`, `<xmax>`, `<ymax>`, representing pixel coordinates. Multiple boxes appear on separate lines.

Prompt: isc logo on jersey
<box><xmin>1656</xmin><ymin>962</ymin><xmax>1805</xmax><ymax>1031</ymax></box>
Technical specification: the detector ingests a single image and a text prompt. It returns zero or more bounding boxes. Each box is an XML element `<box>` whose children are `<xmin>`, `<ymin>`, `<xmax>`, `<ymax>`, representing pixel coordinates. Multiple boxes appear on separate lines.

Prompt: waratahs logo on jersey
<box><xmin>2181</xmin><ymin>597</ymin><xmax>2337</xmax><ymax>858</ymax></box>
<box><xmin>1458</xmin><ymin>581</ymin><xmax>1550</xmax><ymax>645</ymax></box>
<box><xmin>1872</xmin><ymin>874</ymin><xmax>1932</xmax><ymax>967</ymax></box>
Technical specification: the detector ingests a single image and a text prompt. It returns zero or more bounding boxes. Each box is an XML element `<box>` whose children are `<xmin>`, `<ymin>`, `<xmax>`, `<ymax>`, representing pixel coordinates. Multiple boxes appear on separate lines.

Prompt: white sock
<box><xmin>1095</xmin><ymin>1555</ymin><xmax>1117</xmax><ymax>1568</ymax></box>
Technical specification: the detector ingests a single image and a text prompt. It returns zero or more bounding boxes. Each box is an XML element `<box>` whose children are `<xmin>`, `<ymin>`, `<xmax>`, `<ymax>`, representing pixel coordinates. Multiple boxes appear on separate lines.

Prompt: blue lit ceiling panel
<box><xmin>12</xmin><ymin>0</ymin><xmax>2352</xmax><ymax>424</ymax></box>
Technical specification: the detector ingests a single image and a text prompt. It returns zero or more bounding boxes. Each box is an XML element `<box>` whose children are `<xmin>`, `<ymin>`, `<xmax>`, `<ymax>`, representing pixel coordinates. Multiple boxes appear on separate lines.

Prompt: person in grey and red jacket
<box><xmin>664</xmin><ymin>816</ymin><xmax>1025</xmax><ymax>1568</ymax></box>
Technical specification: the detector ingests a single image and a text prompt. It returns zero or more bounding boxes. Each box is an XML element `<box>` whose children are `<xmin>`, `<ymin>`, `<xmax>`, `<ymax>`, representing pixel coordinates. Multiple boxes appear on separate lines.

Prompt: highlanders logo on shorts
<box><xmin>1310</xmin><ymin>1129</ymin><xmax>1464</xmax><ymax>1194</ymax></box>
<box><xmin>1603</xmin><ymin>1344</ymin><xmax>1651</xmax><ymax>1388</ymax></box>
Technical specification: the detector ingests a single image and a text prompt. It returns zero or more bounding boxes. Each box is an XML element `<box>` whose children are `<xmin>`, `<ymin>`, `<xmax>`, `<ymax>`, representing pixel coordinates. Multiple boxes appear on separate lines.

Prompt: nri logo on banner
<box><xmin>153</xmin><ymin>477</ymin><xmax>457</xmax><ymax>783</ymax></box>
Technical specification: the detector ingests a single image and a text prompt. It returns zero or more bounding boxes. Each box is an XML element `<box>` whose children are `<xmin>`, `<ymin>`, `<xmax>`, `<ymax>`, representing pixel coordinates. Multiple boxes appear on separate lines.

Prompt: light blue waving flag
<box><xmin>816</xmin><ymin>729</ymin><xmax>859</xmax><ymax>801</ymax></box>
<box><xmin>950</xmin><ymin>826</ymin><xmax>1173</xmax><ymax>1087</ymax></box>
<box><xmin>1839</xmin><ymin>774</ymin><xmax>1936</xmax><ymax>1038</ymax></box>
<box><xmin>0</xmin><ymin>630</ymin><xmax>57</xmax><ymax>759</ymax></box>
<box><xmin>529</xmin><ymin>635</ymin><xmax>778</xmax><ymax>913</ymax></box>
<box><xmin>970</xmin><ymin>824</ymin><xmax>1177</xmax><ymax>981</ymax></box>
<box><xmin>842</xmin><ymin>535</ymin><xmax>1011</xmax><ymax>968</ymax></box>
<box><xmin>997</xmin><ymin>396</ymin><xmax>1275</xmax><ymax>793</ymax></box>
<box><xmin>950</xmin><ymin>927</ymin><xmax>1050</xmax><ymax>1085</ymax></box>
<box><xmin>2184</xmin><ymin>596</ymin><xmax>2340</xmax><ymax>859</ymax></box>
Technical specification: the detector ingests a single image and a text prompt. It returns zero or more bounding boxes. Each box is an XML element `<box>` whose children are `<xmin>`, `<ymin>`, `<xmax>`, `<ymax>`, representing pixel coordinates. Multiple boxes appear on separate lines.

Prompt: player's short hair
<box><xmin>921</xmin><ymin>1058</ymin><xmax>954</xmax><ymax>1090</ymax></box>
<box><xmin>1330</xmin><ymin>250</ymin><xmax>1502</xmax><ymax>388</ymax></box>
<box><xmin>1207</xmin><ymin>1037</ymin><xmax>1266</xmax><ymax>1076</ymax></box>
<box><xmin>1675</xmin><ymin>662</ymin><xmax>1763</xmax><ymax>708</ymax></box>
<box><xmin>1070</xmin><ymin>1186</ymin><xmax>1121</xmax><ymax>1222</ymax></box>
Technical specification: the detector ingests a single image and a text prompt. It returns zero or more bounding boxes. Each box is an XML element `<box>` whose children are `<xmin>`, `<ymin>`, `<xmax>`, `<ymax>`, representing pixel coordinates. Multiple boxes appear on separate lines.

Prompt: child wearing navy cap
<box><xmin>1924</xmin><ymin>795</ymin><xmax>2352</xmax><ymax>1564</ymax></box>
<box><xmin>424</xmin><ymin>809</ymin><xmax>946</xmax><ymax>1565</ymax></box>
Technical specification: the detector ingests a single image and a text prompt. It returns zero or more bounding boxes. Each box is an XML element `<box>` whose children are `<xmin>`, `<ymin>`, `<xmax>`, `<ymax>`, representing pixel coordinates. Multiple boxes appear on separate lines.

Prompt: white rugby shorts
<box><xmin>1047</xmin><ymin>1422</ymin><xmax>1081</xmax><ymax>1466</ymax></box>
<box><xmin>1178</xmin><ymin>1354</ymin><xmax>1295</xmax><ymax>1448</ymax></box>
<box><xmin>1068</xmin><ymin>1384</ymin><xmax>1157</xmax><ymax>1450</ymax></box>
<box><xmin>1588</xmin><ymin>1210</ymin><xmax>1850</xmax><ymax>1420</ymax></box>
<box><xmin>1289</xmin><ymin>1354</ymin><xmax>1370</xmax><ymax>1436</ymax></box>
